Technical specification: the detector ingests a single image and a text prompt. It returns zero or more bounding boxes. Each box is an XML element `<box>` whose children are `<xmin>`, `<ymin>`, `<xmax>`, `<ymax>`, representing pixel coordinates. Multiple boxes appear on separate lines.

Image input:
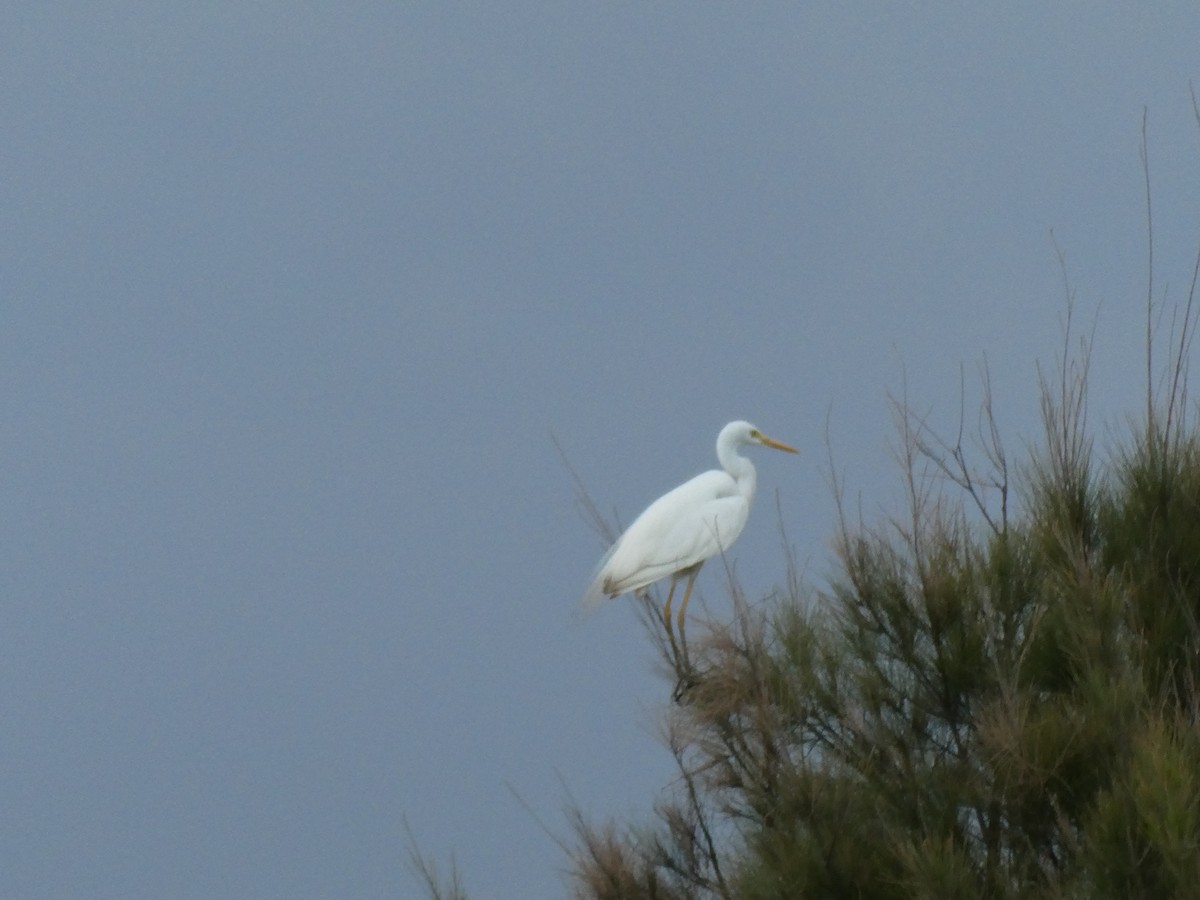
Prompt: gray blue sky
<box><xmin>3</xmin><ymin>4</ymin><xmax>1200</xmax><ymax>898</ymax></box>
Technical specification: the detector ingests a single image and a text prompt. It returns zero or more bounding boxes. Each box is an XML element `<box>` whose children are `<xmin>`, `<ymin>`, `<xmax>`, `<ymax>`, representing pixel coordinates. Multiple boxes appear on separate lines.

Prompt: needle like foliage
<box><xmin>414</xmin><ymin>111</ymin><xmax>1200</xmax><ymax>900</ymax></box>
<box><xmin>566</xmin><ymin>309</ymin><xmax>1200</xmax><ymax>899</ymax></box>
<box><xmin>563</xmin><ymin>167</ymin><xmax>1200</xmax><ymax>897</ymax></box>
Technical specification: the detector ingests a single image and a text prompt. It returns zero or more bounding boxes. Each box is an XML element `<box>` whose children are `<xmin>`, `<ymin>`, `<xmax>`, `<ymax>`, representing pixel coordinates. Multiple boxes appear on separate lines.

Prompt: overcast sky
<box><xmin>4</xmin><ymin>4</ymin><xmax>1200</xmax><ymax>898</ymax></box>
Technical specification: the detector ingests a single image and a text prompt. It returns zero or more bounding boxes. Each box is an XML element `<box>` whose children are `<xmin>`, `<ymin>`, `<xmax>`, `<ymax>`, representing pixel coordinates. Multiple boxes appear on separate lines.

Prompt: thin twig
<box><xmin>1142</xmin><ymin>107</ymin><xmax>1155</xmax><ymax>431</ymax></box>
<box><xmin>550</xmin><ymin>431</ymin><xmax>618</xmax><ymax>546</ymax></box>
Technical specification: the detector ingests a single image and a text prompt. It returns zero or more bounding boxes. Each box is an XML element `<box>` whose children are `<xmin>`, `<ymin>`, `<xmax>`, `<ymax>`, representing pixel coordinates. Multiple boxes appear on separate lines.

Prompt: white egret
<box><xmin>582</xmin><ymin>421</ymin><xmax>798</xmax><ymax>637</ymax></box>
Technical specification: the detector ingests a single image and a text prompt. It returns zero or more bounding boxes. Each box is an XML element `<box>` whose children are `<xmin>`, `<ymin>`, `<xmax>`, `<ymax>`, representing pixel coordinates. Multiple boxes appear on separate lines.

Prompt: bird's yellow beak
<box><xmin>758</xmin><ymin>433</ymin><xmax>799</xmax><ymax>454</ymax></box>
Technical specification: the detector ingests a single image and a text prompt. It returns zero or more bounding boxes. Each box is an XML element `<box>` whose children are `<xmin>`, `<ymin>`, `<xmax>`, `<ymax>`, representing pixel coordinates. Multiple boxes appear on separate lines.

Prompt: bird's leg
<box><xmin>676</xmin><ymin>566</ymin><xmax>700</xmax><ymax>635</ymax></box>
<box><xmin>662</xmin><ymin>577</ymin><xmax>678</xmax><ymax>636</ymax></box>
<box><xmin>661</xmin><ymin>577</ymin><xmax>683</xmax><ymax>666</ymax></box>
<box><xmin>675</xmin><ymin>565</ymin><xmax>701</xmax><ymax>670</ymax></box>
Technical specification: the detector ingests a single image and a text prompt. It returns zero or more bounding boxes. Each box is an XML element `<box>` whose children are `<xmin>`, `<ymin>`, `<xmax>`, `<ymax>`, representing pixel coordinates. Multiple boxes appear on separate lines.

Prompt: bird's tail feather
<box><xmin>580</xmin><ymin>579</ymin><xmax>609</xmax><ymax>614</ymax></box>
<box><xmin>579</xmin><ymin>540</ymin><xmax>620</xmax><ymax>614</ymax></box>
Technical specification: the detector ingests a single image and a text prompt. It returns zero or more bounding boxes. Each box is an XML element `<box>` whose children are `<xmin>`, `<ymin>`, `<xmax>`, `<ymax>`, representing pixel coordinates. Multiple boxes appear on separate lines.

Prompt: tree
<box><xmin>412</xmin><ymin>109</ymin><xmax>1200</xmax><ymax>899</ymax></box>
<box><xmin>565</xmin><ymin>135</ymin><xmax>1200</xmax><ymax>899</ymax></box>
<box><xmin>568</xmin><ymin>293</ymin><xmax>1200</xmax><ymax>900</ymax></box>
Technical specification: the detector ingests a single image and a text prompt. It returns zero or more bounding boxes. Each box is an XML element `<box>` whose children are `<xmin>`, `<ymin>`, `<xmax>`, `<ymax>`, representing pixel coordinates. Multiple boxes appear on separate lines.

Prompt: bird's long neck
<box><xmin>719</xmin><ymin>443</ymin><xmax>757</xmax><ymax>502</ymax></box>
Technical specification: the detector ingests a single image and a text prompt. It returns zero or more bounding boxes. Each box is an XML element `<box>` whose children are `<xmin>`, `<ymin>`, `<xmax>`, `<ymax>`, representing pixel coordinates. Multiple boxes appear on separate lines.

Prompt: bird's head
<box><xmin>722</xmin><ymin>420</ymin><xmax>799</xmax><ymax>454</ymax></box>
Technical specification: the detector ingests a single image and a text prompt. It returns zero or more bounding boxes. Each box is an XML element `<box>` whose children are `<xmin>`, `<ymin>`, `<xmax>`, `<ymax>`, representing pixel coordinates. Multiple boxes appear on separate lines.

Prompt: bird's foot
<box><xmin>672</xmin><ymin>664</ymin><xmax>700</xmax><ymax>703</ymax></box>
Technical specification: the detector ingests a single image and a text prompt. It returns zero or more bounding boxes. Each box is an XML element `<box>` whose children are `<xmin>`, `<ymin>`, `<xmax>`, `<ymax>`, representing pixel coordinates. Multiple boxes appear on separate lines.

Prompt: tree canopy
<box><xmin>414</xmin><ymin>120</ymin><xmax>1200</xmax><ymax>900</ymax></box>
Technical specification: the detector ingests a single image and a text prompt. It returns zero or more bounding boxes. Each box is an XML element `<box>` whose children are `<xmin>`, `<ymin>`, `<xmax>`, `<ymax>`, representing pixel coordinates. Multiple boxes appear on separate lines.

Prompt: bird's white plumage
<box><xmin>582</xmin><ymin>420</ymin><xmax>797</xmax><ymax>611</ymax></box>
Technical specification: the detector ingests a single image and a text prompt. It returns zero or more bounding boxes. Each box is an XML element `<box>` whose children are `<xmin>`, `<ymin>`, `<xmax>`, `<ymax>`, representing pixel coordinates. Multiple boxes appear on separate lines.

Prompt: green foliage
<box><xmin>564</xmin><ymin>303</ymin><xmax>1200</xmax><ymax>898</ymax></box>
<box><xmin>404</xmin><ymin>113</ymin><xmax>1200</xmax><ymax>900</ymax></box>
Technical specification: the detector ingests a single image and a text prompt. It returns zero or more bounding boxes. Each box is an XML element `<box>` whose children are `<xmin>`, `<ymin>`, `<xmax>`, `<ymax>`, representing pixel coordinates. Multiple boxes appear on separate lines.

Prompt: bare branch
<box><xmin>1143</xmin><ymin>107</ymin><xmax>1155</xmax><ymax>430</ymax></box>
<box><xmin>404</xmin><ymin>818</ymin><xmax>469</xmax><ymax>900</ymax></box>
<box><xmin>551</xmin><ymin>431</ymin><xmax>618</xmax><ymax>546</ymax></box>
